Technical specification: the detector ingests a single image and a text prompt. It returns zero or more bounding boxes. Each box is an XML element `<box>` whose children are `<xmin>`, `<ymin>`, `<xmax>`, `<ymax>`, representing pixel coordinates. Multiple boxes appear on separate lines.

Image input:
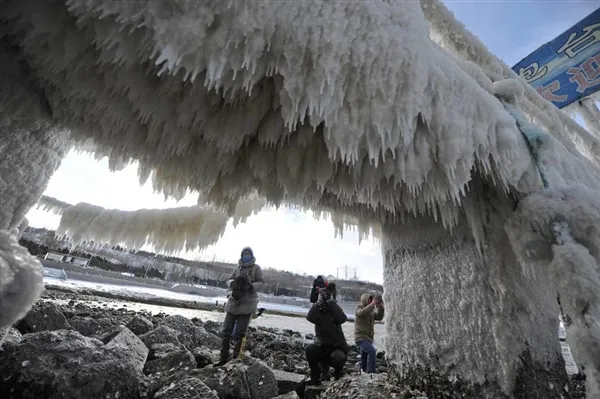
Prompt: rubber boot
<box><xmin>215</xmin><ymin>336</ymin><xmax>230</xmax><ymax>367</ymax></box>
<box><xmin>232</xmin><ymin>336</ymin><xmax>244</xmax><ymax>359</ymax></box>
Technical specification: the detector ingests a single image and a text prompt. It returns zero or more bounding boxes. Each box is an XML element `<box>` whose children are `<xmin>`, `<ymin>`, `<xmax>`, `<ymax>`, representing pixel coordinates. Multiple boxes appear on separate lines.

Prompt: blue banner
<box><xmin>512</xmin><ymin>8</ymin><xmax>600</xmax><ymax>109</ymax></box>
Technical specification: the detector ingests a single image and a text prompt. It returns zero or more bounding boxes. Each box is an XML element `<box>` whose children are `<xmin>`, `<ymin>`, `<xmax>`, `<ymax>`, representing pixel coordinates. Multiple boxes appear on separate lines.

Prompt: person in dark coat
<box><xmin>305</xmin><ymin>283</ymin><xmax>348</xmax><ymax>385</ymax></box>
<box><xmin>216</xmin><ymin>247</ymin><xmax>264</xmax><ymax>366</ymax></box>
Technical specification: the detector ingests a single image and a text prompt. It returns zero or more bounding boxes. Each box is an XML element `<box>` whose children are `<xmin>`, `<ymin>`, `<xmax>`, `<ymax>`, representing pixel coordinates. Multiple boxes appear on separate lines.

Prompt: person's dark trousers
<box><xmin>220</xmin><ymin>312</ymin><xmax>252</xmax><ymax>362</ymax></box>
<box><xmin>357</xmin><ymin>340</ymin><xmax>377</xmax><ymax>373</ymax></box>
<box><xmin>306</xmin><ymin>344</ymin><xmax>347</xmax><ymax>379</ymax></box>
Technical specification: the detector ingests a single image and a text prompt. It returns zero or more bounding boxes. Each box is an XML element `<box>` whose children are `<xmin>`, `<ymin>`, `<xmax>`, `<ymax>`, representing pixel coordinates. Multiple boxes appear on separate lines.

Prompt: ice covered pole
<box><xmin>382</xmin><ymin>176</ymin><xmax>569</xmax><ymax>398</ymax></box>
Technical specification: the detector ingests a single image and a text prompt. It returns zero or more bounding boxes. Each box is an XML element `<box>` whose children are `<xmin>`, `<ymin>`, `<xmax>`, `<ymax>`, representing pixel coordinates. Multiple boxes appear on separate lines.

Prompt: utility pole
<box><xmin>345</xmin><ymin>265</ymin><xmax>348</xmax><ymax>280</ymax></box>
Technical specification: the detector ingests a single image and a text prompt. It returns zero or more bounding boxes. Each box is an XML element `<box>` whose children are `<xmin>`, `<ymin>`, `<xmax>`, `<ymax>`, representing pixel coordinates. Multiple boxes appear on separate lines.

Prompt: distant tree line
<box><xmin>20</xmin><ymin>228</ymin><xmax>383</xmax><ymax>300</ymax></box>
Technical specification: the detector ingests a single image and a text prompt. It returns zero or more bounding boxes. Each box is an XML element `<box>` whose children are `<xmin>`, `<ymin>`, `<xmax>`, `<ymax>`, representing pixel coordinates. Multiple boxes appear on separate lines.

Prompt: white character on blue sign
<box><xmin>558</xmin><ymin>22</ymin><xmax>600</xmax><ymax>58</ymax></box>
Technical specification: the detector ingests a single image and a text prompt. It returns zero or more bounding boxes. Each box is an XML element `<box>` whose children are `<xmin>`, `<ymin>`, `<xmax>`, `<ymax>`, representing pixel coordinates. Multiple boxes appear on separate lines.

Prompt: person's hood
<box><xmin>360</xmin><ymin>293</ymin><xmax>372</xmax><ymax>306</ymax></box>
<box><xmin>239</xmin><ymin>247</ymin><xmax>256</xmax><ymax>267</ymax></box>
<box><xmin>241</xmin><ymin>247</ymin><xmax>254</xmax><ymax>257</ymax></box>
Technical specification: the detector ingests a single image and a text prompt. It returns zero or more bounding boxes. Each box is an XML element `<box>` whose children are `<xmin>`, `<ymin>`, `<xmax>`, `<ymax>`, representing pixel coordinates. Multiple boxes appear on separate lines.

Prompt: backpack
<box><xmin>231</xmin><ymin>274</ymin><xmax>250</xmax><ymax>301</ymax></box>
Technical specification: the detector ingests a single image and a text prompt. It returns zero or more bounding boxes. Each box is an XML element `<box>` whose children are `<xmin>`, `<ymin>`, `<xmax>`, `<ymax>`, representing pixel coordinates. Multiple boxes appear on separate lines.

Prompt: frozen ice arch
<box><xmin>1</xmin><ymin>0</ymin><xmax>599</xmax><ymax>397</ymax></box>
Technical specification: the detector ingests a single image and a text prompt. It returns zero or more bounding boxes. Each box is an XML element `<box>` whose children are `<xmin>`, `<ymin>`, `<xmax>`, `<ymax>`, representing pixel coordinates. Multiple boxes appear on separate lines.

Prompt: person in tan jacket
<box><xmin>354</xmin><ymin>293</ymin><xmax>384</xmax><ymax>373</ymax></box>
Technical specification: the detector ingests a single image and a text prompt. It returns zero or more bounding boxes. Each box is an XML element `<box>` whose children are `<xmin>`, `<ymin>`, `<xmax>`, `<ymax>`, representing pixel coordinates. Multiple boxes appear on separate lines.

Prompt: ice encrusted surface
<box><xmin>0</xmin><ymin>230</ymin><xmax>44</xmax><ymax>331</ymax></box>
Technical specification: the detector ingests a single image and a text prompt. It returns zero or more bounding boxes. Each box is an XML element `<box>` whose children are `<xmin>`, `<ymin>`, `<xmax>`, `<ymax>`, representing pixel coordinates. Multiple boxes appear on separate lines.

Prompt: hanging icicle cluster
<box><xmin>5</xmin><ymin>0</ymin><xmax>598</xmax><ymax>241</ymax></box>
<box><xmin>56</xmin><ymin>202</ymin><xmax>230</xmax><ymax>254</ymax></box>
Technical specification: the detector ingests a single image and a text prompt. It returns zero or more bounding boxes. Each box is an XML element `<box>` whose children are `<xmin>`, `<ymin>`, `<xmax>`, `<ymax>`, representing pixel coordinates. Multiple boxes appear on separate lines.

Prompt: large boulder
<box><xmin>158</xmin><ymin>315</ymin><xmax>196</xmax><ymax>348</ymax></box>
<box><xmin>191</xmin><ymin>357</ymin><xmax>278</xmax><ymax>399</ymax></box>
<box><xmin>127</xmin><ymin>315</ymin><xmax>154</xmax><ymax>336</ymax></box>
<box><xmin>144</xmin><ymin>350</ymin><xmax>196</xmax><ymax>376</ymax></box>
<box><xmin>193</xmin><ymin>326</ymin><xmax>221</xmax><ymax>350</ymax></box>
<box><xmin>272</xmin><ymin>370</ymin><xmax>305</xmax><ymax>395</ymax></box>
<box><xmin>0</xmin><ymin>330</ymin><xmax>147</xmax><ymax>398</ymax></box>
<box><xmin>104</xmin><ymin>327</ymin><xmax>149</xmax><ymax>370</ymax></box>
<box><xmin>140</xmin><ymin>325</ymin><xmax>184</xmax><ymax>349</ymax></box>
<box><xmin>154</xmin><ymin>376</ymin><xmax>219</xmax><ymax>399</ymax></box>
<box><xmin>68</xmin><ymin>316</ymin><xmax>104</xmax><ymax>336</ymax></box>
<box><xmin>15</xmin><ymin>302</ymin><xmax>71</xmax><ymax>334</ymax></box>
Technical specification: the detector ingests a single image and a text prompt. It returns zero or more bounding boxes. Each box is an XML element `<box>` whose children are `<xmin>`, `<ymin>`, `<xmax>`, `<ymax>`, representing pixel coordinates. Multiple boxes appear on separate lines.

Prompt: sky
<box><xmin>25</xmin><ymin>1</ymin><xmax>599</xmax><ymax>284</ymax></box>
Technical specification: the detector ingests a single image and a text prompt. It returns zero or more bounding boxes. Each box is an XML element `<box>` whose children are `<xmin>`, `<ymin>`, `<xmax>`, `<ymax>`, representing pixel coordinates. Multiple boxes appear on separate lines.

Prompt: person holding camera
<box><xmin>354</xmin><ymin>293</ymin><xmax>384</xmax><ymax>373</ymax></box>
<box><xmin>216</xmin><ymin>247</ymin><xmax>264</xmax><ymax>366</ymax></box>
<box><xmin>309</xmin><ymin>275</ymin><xmax>328</xmax><ymax>303</ymax></box>
<box><xmin>305</xmin><ymin>283</ymin><xmax>348</xmax><ymax>385</ymax></box>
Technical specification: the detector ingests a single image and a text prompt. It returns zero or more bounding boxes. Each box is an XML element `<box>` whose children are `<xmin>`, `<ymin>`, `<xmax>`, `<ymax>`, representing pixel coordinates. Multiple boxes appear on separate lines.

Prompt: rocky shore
<box><xmin>0</xmin><ymin>286</ymin><xmax>587</xmax><ymax>398</ymax></box>
<box><xmin>0</xmin><ymin>287</ymin><xmax>408</xmax><ymax>399</ymax></box>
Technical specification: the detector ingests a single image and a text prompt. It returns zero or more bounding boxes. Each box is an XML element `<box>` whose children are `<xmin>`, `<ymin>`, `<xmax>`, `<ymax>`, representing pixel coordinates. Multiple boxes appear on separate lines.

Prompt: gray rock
<box><xmin>149</xmin><ymin>343</ymin><xmax>181</xmax><ymax>360</ymax></box>
<box><xmin>127</xmin><ymin>315</ymin><xmax>154</xmax><ymax>336</ymax></box>
<box><xmin>68</xmin><ymin>316</ymin><xmax>103</xmax><ymax>336</ymax></box>
<box><xmin>322</xmin><ymin>374</ymin><xmax>428</xmax><ymax>399</ymax></box>
<box><xmin>0</xmin><ymin>328</ymin><xmax>22</xmax><ymax>349</ymax></box>
<box><xmin>272</xmin><ymin>392</ymin><xmax>300</xmax><ymax>399</ymax></box>
<box><xmin>245</xmin><ymin>357</ymin><xmax>279</xmax><ymax>399</ymax></box>
<box><xmin>158</xmin><ymin>315</ymin><xmax>196</xmax><ymax>348</ymax></box>
<box><xmin>0</xmin><ymin>330</ymin><xmax>145</xmax><ymax>398</ymax></box>
<box><xmin>105</xmin><ymin>327</ymin><xmax>149</xmax><ymax>371</ymax></box>
<box><xmin>192</xmin><ymin>346</ymin><xmax>217</xmax><ymax>368</ymax></box>
<box><xmin>15</xmin><ymin>302</ymin><xmax>72</xmax><ymax>334</ymax></box>
<box><xmin>154</xmin><ymin>376</ymin><xmax>219</xmax><ymax>399</ymax></box>
<box><xmin>193</xmin><ymin>326</ymin><xmax>221</xmax><ymax>350</ymax></box>
<box><xmin>144</xmin><ymin>350</ymin><xmax>196</xmax><ymax>376</ymax></box>
<box><xmin>272</xmin><ymin>370</ymin><xmax>305</xmax><ymax>395</ymax></box>
<box><xmin>304</xmin><ymin>385</ymin><xmax>327</xmax><ymax>399</ymax></box>
<box><xmin>191</xmin><ymin>357</ymin><xmax>278</xmax><ymax>399</ymax></box>
<box><xmin>139</xmin><ymin>325</ymin><xmax>184</xmax><ymax>349</ymax></box>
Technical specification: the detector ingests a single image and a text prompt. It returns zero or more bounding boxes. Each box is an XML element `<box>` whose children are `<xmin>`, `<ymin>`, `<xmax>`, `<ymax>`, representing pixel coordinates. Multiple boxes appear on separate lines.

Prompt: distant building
<box><xmin>44</xmin><ymin>252</ymin><xmax>90</xmax><ymax>267</ymax></box>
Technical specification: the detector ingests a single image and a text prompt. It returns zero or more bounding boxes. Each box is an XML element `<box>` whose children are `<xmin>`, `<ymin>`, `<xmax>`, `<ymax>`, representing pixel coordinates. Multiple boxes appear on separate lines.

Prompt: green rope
<box><xmin>501</xmin><ymin>100</ymin><xmax>550</xmax><ymax>189</ymax></box>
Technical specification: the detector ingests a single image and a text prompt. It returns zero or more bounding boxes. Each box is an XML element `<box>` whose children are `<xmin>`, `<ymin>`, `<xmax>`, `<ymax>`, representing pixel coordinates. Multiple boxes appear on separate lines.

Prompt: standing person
<box><xmin>305</xmin><ymin>284</ymin><xmax>348</xmax><ymax>385</ymax></box>
<box><xmin>354</xmin><ymin>293</ymin><xmax>384</xmax><ymax>373</ymax></box>
<box><xmin>216</xmin><ymin>247</ymin><xmax>264</xmax><ymax>366</ymax></box>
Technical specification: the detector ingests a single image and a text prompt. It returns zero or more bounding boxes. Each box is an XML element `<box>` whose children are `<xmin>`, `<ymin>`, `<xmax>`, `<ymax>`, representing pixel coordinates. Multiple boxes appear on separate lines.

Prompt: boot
<box><xmin>306</xmin><ymin>372</ymin><xmax>321</xmax><ymax>386</ymax></box>
<box><xmin>215</xmin><ymin>336</ymin><xmax>230</xmax><ymax>366</ymax></box>
<box><xmin>333</xmin><ymin>369</ymin><xmax>343</xmax><ymax>381</ymax></box>
<box><xmin>232</xmin><ymin>336</ymin><xmax>244</xmax><ymax>359</ymax></box>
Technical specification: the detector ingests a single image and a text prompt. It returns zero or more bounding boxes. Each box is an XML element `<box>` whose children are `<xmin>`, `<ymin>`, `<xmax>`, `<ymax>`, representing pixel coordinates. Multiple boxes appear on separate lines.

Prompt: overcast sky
<box><xmin>26</xmin><ymin>1</ymin><xmax>599</xmax><ymax>284</ymax></box>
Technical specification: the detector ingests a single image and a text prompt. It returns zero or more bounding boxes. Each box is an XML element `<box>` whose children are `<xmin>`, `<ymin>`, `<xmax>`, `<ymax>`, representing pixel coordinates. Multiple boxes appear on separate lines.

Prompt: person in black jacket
<box><xmin>305</xmin><ymin>283</ymin><xmax>348</xmax><ymax>385</ymax></box>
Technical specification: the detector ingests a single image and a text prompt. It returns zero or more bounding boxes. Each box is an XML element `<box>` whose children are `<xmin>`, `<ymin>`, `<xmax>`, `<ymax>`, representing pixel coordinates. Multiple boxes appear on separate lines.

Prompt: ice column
<box><xmin>381</xmin><ymin>179</ymin><xmax>568</xmax><ymax>398</ymax></box>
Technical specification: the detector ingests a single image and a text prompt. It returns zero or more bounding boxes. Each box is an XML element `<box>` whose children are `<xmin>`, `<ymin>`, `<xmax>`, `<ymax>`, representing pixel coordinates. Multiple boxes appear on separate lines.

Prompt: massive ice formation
<box><xmin>1</xmin><ymin>0</ymin><xmax>600</xmax><ymax>396</ymax></box>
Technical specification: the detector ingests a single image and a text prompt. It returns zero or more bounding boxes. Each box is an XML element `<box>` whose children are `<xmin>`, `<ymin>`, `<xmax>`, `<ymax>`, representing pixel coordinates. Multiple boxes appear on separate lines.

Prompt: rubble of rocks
<box><xmin>0</xmin><ymin>294</ymin><xmax>588</xmax><ymax>399</ymax></box>
<box><xmin>0</xmin><ymin>298</ymin><xmax>391</xmax><ymax>399</ymax></box>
